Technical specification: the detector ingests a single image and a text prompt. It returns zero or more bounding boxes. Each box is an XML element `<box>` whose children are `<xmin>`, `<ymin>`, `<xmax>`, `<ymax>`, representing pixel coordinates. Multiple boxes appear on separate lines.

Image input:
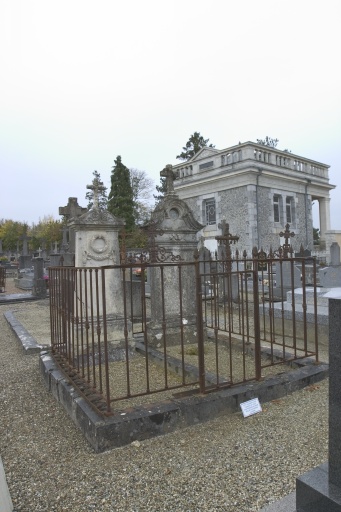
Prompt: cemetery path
<box><xmin>0</xmin><ymin>300</ymin><xmax>329</xmax><ymax>512</ymax></box>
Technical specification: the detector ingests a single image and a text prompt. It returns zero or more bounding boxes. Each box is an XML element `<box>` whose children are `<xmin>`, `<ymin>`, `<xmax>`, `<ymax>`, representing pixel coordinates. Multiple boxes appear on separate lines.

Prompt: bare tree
<box><xmin>130</xmin><ymin>168</ymin><xmax>155</xmax><ymax>225</ymax></box>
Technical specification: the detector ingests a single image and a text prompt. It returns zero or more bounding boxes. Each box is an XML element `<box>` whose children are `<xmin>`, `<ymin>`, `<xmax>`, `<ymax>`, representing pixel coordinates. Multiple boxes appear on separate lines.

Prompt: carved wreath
<box><xmin>90</xmin><ymin>235</ymin><xmax>108</xmax><ymax>254</ymax></box>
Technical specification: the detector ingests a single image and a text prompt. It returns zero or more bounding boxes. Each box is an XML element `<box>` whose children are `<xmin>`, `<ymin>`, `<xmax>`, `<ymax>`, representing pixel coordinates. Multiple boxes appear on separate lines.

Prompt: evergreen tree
<box><xmin>176</xmin><ymin>132</ymin><xmax>215</xmax><ymax>161</ymax></box>
<box><xmin>153</xmin><ymin>176</ymin><xmax>167</xmax><ymax>204</ymax></box>
<box><xmin>108</xmin><ymin>156</ymin><xmax>135</xmax><ymax>231</ymax></box>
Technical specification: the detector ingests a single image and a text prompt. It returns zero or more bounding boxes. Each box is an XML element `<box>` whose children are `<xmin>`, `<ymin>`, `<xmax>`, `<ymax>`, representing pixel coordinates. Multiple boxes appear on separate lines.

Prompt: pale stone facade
<box><xmin>173</xmin><ymin>141</ymin><xmax>335</xmax><ymax>255</ymax></box>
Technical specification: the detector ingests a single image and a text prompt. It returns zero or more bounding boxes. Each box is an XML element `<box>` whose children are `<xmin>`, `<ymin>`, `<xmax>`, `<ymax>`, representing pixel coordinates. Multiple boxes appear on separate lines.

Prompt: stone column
<box><xmin>319</xmin><ymin>197</ymin><xmax>331</xmax><ymax>247</ymax></box>
<box><xmin>296</xmin><ymin>295</ymin><xmax>341</xmax><ymax>510</ymax></box>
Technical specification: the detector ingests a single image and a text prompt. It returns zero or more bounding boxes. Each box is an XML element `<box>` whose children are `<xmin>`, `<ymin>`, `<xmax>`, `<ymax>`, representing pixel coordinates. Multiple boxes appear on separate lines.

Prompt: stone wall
<box><xmin>179</xmin><ymin>184</ymin><xmax>314</xmax><ymax>254</ymax></box>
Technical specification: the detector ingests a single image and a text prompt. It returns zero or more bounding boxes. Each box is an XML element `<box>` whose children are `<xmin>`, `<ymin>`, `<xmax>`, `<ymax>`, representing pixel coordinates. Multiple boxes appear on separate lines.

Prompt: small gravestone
<box><xmin>273</xmin><ymin>260</ymin><xmax>302</xmax><ymax>299</ymax></box>
<box><xmin>32</xmin><ymin>257</ymin><xmax>47</xmax><ymax>298</ymax></box>
<box><xmin>319</xmin><ymin>242</ymin><xmax>341</xmax><ymax>288</ymax></box>
<box><xmin>331</xmin><ymin>242</ymin><xmax>341</xmax><ymax>266</ymax></box>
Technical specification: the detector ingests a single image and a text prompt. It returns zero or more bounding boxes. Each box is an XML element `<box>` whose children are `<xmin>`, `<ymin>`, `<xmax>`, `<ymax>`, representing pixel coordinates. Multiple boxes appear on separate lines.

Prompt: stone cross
<box><xmin>59</xmin><ymin>197</ymin><xmax>87</xmax><ymax>220</ymax></box>
<box><xmin>216</xmin><ymin>220</ymin><xmax>239</xmax><ymax>246</ymax></box>
<box><xmin>279</xmin><ymin>223</ymin><xmax>295</xmax><ymax>258</ymax></box>
<box><xmin>19</xmin><ymin>234</ymin><xmax>31</xmax><ymax>256</ymax></box>
<box><xmin>160</xmin><ymin>164</ymin><xmax>176</xmax><ymax>194</ymax></box>
<box><xmin>86</xmin><ymin>180</ymin><xmax>106</xmax><ymax>210</ymax></box>
<box><xmin>54</xmin><ymin>241</ymin><xmax>59</xmax><ymax>253</ymax></box>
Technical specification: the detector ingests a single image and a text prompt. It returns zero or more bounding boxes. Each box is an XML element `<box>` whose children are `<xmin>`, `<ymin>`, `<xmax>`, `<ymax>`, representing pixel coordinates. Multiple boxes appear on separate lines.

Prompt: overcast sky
<box><xmin>1</xmin><ymin>0</ymin><xmax>340</xmax><ymax>230</ymax></box>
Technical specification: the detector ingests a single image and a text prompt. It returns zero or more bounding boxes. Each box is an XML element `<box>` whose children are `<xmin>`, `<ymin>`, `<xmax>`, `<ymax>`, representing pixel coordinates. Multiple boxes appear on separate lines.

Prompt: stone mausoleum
<box><xmin>173</xmin><ymin>141</ymin><xmax>335</xmax><ymax>254</ymax></box>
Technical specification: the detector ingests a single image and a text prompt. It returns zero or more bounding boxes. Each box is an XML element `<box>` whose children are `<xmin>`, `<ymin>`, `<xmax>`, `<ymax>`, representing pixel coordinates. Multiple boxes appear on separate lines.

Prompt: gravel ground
<box><xmin>0</xmin><ymin>292</ymin><xmax>329</xmax><ymax>512</ymax></box>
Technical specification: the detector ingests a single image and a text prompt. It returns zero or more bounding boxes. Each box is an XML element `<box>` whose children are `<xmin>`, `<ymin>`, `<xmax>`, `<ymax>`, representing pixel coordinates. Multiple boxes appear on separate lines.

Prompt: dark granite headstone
<box><xmin>296</xmin><ymin>296</ymin><xmax>341</xmax><ymax>511</ymax></box>
<box><xmin>32</xmin><ymin>257</ymin><xmax>47</xmax><ymax>298</ymax></box>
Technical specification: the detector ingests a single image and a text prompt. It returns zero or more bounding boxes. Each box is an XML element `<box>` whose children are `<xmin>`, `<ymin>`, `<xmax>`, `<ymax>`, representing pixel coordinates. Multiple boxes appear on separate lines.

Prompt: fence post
<box><xmin>252</xmin><ymin>257</ymin><xmax>262</xmax><ymax>380</ymax></box>
<box><xmin>194</xmin><ymin>251</ymin><xmax>205</xmax><ymax>392</ymax></box>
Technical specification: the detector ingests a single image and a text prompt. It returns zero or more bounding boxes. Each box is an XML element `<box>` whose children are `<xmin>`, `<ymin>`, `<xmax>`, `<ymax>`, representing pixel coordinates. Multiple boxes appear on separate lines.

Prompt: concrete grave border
<box><xmin>39</xmin><ymin>350</ymin><xmax>328</xmax><ymax>453</ymax></box>
<box><xmin>3</xmin><ymin>309</ymin><xmax>328</xmax><ymax>453</ymax></box>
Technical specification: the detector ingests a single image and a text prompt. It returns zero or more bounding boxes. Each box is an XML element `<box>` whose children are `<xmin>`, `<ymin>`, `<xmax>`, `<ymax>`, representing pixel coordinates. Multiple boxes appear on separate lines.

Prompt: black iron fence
<box><xmin>49</xmin><ymin>252</ymin><xmax>319</xmax><ymax>416</ymax></box>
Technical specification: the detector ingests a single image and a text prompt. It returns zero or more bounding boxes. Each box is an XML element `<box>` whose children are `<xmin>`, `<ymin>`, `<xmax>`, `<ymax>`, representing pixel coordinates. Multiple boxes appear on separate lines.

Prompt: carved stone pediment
<box><xmin>151</xmin><ymin>194</ymin><xmax>203</xmax><ymax>233</ymax></box>
<box><xmin>69</xmin><ymin>207</ymin><xmax>125</xmax><ymax>229</ymax></box>
<box><xmin>188</xmin><ymin>147</ymin><xmax>219</xmax><ymax>162</ymax></box>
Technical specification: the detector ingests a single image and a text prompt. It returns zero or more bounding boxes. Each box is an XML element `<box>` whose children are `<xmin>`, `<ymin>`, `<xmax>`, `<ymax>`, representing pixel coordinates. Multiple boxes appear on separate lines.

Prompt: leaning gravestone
<box><xmin>148</xmin><ymin>164</ymin><xmax>204</xmax><ymax>345</ymax></box>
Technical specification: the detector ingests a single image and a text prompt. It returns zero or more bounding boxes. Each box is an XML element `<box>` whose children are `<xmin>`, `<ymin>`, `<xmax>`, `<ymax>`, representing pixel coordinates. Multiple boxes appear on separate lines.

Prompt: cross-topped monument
<box><xmin>19</xmin><ymin>233</ymin><xmax>32</xmax><ymax>256</ymax></box>
<box><xmin>59</xmin><ymin>197</ymin><xmax>87</xmax><ymax>220</ymax></box>
<box><xmin>86</xmin><ymin>179</ymin><xmax>106</xmax><ymax>210</ymax></box>
<box><xmin>279</xmin><ymin>223</ymin><xmax>295</xmax><ymax>258</ymax></box>
<box><xmin>216</xmin><ymin>220</ymin><xmax>239</xmax><ymax>247</ymax></box>
<box><xmin>160</xmin><ymin>164</ymin><xmax>177</xmax><ymax>194</ymax></box>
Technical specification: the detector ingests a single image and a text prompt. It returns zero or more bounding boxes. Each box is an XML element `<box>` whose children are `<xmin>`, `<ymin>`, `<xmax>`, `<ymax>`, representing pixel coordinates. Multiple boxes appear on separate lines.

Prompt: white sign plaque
<box><xmin>240</xmin><ymin>398</ymin><xmax>262</xmax><ymax>418</ymax></box>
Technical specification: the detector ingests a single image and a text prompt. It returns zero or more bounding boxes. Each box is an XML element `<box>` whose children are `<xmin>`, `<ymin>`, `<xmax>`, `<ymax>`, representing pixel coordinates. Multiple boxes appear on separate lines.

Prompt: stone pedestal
<box><xmin>296</xmin><ymin>296</ymin><xmax>341</xmax><ymax>511</ymax></box>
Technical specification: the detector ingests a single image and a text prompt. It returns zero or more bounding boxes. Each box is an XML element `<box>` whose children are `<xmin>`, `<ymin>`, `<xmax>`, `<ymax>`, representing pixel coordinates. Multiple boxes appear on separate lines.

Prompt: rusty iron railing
<box><xmin>49</xmin><ymin>253</ymin><xmax>319</xmax><ymax>416</ymax></box>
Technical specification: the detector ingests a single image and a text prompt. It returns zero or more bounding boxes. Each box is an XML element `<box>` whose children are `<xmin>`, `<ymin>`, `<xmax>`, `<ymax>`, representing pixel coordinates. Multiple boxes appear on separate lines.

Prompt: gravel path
<box><xmin>0</xmin><ymin>296</ymin><xmax>329</xmax><ymax>512</ymax></box>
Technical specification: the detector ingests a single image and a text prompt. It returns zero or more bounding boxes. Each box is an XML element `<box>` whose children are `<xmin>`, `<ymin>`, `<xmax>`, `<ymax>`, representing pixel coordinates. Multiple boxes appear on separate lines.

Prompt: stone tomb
<box><xmin>68</xmin><ymin>199</ymin><xmax>128</xmax><ymax>345</ymax></box>
<box><xmin>148</xmin><ymin>165</ymin><xmax>204</xmax><ymax>346</ymax></box>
